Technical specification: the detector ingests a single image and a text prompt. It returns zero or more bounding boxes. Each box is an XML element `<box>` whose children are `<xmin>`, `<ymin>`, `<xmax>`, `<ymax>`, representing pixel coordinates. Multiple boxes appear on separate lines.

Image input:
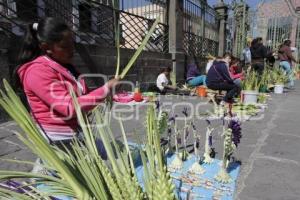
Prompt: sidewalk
<box><xmin>0</xmin><ymin>81</ymin><xmax>300</xmax><ymax>200</ymax></box>
<box><xmin>235</xmin><ymin>82</ymin><xmax>300</xmax><ymax>200</ymax></box>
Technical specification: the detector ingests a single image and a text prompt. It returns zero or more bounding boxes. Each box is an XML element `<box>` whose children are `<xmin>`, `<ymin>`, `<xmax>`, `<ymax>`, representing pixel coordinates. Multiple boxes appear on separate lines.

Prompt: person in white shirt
<box><xmin>156</xmin><ymin>66</ymin><xmax>177</xmax><ymax>94</ymax></box>
<box><xmin>206</xmin><ymin>59</ymin><xmax>214</xmax><ymax>74</ymax></box>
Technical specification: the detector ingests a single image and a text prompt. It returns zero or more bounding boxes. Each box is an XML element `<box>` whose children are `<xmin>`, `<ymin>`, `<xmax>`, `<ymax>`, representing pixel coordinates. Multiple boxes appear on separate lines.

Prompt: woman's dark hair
<box><xmin>257</xmin><ymin>37</ymin><xmax>263</xmax><ymax>42</ymax></box>
<box><xmin>223</xmin><ymin>52</ymin><xmax>232</xmax><ymax>59</ymax></box>
<box><xmin>14</xmin><ymin>18</ymin><xmax>70</xmax><ymax>88</ymax></box>
<box><xmin>18</xmin><ymin>17</ymin><xmax>70</xmax><ymax>65</ymax></box>
<box><xmin>230</xmin><ymin>56</ymin><xmax>240</xmax><ymax>64</ymax></box>
<box><xmin>251</xmin><ymin>38</ymin><xmax>258</xmax><ymax>47</ymax></box>
<box><xmin>283</xmin><ymin>39</ymin><xmax>291</xmax><ymax>46</ymax></box>
<box><xmin>160</xmin><ymin>66</ymin><xmax>172</xmax><ymax>73</ymax></box>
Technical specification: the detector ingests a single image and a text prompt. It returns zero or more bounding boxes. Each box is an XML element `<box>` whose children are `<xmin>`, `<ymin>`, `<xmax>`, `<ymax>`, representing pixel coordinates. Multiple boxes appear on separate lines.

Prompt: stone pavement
<box><xmin>234</xmin><ymin>82</ymin><xmax>300</xmax><ymax>200</ymax></box>
<box><xmin>0</xmin><ymin>81</ymin><xmax>300</xmax><ymax>200</ymax></box>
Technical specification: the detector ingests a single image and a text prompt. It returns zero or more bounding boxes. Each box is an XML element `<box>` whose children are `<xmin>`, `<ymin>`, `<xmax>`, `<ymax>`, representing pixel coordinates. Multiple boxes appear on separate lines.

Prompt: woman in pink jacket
<box><xmin>16</xmin><ymin>17</ymin><xmax>118</xmax><ymax>145</ymax></box>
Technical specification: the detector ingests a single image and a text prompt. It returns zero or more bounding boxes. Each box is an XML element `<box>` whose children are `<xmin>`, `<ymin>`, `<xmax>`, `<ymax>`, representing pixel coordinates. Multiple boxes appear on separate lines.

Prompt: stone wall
<box><xmin>73</xmin><ymin>45</ymin><xmax>189</xmax><ymax>91</ymax></box>
<box><xmin>0</xmin><ymin>41</ymin><xmax>194</xmax><ymax>122</ymax></box>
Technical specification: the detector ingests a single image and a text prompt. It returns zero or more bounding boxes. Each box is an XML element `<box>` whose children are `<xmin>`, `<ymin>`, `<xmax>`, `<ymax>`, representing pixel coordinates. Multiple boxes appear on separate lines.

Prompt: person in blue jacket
<box><xmin>206</xmin><ymin>53</ymin><xmax>240</xmax><ymax>103</ymax></box>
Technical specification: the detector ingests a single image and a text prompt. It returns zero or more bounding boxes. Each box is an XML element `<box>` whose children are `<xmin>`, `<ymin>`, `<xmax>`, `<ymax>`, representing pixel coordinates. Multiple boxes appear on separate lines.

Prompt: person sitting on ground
<box><xmin>206</xmin><ymin>53</ymin><xmax>241</xmax><ymax>104</ymax></box>
<box><xmin>206</xmin><ymin>55</ymin><xmax>216</xmax><ymax>74</ymax></box>
<box><xmin>156</xmin><ymin>66</ymin><xmax>177</xmax><ymax>94</ymax></box>
<box><xmin>186</xmin><ymin>61</ymin><xmax>206</xmax><ymax>87</ymax></box>
<box><xmin>229</xmin><ymin>57</ymin><xmax>244</xmax><ymax>88</ymax></box>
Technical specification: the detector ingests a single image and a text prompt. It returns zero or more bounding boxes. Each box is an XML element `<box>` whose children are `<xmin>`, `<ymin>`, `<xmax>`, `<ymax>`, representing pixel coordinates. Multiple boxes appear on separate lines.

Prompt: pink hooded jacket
<box><xmin>18</xmin><ymin>56</ymin><xmax>109</xmax><ymax>136</ymax></box>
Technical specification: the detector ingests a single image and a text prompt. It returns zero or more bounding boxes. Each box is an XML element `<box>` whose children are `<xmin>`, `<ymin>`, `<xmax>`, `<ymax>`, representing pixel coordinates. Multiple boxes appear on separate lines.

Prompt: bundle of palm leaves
<box><xmin>0</xmin><ymin>80</ymin><xmax>175</xmax><ymax>200</ymax></box>
<box><xmin>0</xmin><ymin>14</ymin><xmax>177</xmax><ymax>200</ymax></box>
<box><xmin>242</xmin><ymin>70</ymin><xmax>260</xmax><ymax>91</ymax></box>
<box><xmin>271</xmin><ymin>66</ymin><xmax>289</xmax><ymax>85</ymax></box>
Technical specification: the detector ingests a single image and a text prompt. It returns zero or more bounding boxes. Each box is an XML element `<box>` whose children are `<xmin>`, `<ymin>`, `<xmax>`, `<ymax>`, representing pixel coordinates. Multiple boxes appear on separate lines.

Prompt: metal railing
<box><xmin>0</xmin><ymin>0</ymin><xmax>169</xmax><ymax>53</ymax></box>
<box><xmin>183</xmin><ymin>32</ymin><xmax>218</xmax><ymax>57</ymax></box>
<box><xmin>120</xmin><ymin>0</ymin><xmax>168</xmax><ymax>24</ymax></box>
<box><xmin>182</xmin><ymin>0</ymin><xmax>219</xmax><ymax>57</ymax></box>
<box><xmin>266</xmin><ymin>16</ymin><xmax>293</xmax><ymax>50</ymax></box>
<box><xmin>119</xmin><ymin>10</ymin><xmax>168</xmax><ymax>52</ymax></box>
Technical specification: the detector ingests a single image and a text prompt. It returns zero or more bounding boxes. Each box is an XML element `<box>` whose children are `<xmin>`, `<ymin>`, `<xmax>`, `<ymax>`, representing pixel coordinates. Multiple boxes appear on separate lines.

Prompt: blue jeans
<box><xmin>280</xmin><ymin>61</ymin><xmax>294</xmax><ymax>87</ymax></box>
<box><xmin>233</xmin><ymin>78</ymin><xmax>242</xmax><ymax>89</ymax></box>
<box><xmin>188</xmin><ymin>75</ymin><xmax>206</xmax><ymax>87</ymax></box>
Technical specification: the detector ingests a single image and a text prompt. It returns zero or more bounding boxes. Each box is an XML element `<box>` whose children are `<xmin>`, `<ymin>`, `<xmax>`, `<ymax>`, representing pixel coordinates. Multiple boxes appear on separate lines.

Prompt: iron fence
<box><xmin>183</xmin><ymin>32</ymin><xmax>218</xmax><ymax>57</ymax></box>
<box><xmin>120</xmin><ymin>0</ymin><xmax>168</xmax><ymax>24</ymax></box>
<box><xmin>182</xmin><ymin>0</ymin><xmax>219</xmax><ymax>57</ymax></box>
<box><xmin>0</xmin><ymin>0</ymin><xmax>169</xmax><ymax>53</ymax></box>
<box><xmin>119</xmin><ymin>10</ymin><xmax>168</xmax><ymax>52</ymax></box>
<box><xmin>266</xmin><ymin>16</ymin><xmax>293</xmax><ymax>50</ymax></box>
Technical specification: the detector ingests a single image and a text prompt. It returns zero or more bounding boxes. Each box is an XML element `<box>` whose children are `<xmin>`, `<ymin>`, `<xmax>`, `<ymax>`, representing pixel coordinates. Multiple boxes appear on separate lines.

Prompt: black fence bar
<box><xmin>182</xmin><ymin>0</ymin><xmax>219</xmax><ymax>57</ymax></box>
<box><xmin>120</xmin><ymin>0</ymin><xmax>168</xmax><ymax>24</ymax></box>
<box><xmin>0</xmin><ymin>0</ymin><xmax>169</xmax><ymax>53</ymax></box>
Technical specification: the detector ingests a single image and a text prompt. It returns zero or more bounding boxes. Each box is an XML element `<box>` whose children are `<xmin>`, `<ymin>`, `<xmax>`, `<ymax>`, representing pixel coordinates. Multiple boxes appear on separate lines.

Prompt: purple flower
<box><xmin>205</xmin><ymin>119</ymin><xmax>211</xmax><ymax>125</ymax></box>
<box><xmin>185</xmin><ymin>128</ymin><xmax>190</xmax><ymax>139</ymax></box>
<box><xmin>191</xmin><ymin>122</ymin><xmax>196</xmax><ymax>130</ymax></box>
<box><xmin>155</xmin><ymin>100</ymin><xmax>160</xmax><ymax>110</ymax></box>
<box><xmin>182</xmin><ymin>107</ymin><xmax>188</xmax><ymax>117</ymax></box>
<box><xmin>209</xmin><ymin>135</ymin><xmax>213</xmax><ymax>147</ymax></box>
<box><xmin>177</xmin><ymin>137</ymin><xmax>182</xmax><ymax>145</ymax></box>
<box><xmin>1</xmin><ymin>180</ymin><xmax>34</xmax><ymax>195</ymax></box>
<box><xmin>196</xmin><ymin>138</ymin><xmax>200</xmax><ymax>148</ymax></box>
<box><xmin>167</xmin><ymin>127</ymin><xmax>172</xmax><ymax>135</ymax></box>
<box><xmin>228</xmin><ymin>119</ymin><xmax>242</xmax><ymax>147</ymax></box>
<box><xmin>222</xmin><ymin>117</ymin><xmax>225</xmax><ymax>126</ymax></box>
<box><xmin>168</xmin><ymin>114</ymin><xmax>178</xmax><ymax>123</ymax></box>
<box><xmin>95</xmin><ymin>139</ymin><xmax>107</xmax><ymax>160</ymax></box>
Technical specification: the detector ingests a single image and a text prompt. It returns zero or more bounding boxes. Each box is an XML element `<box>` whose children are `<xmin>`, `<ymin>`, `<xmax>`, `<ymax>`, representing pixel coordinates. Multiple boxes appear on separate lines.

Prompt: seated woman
<box><xmin>156</xmin><ymin>66</ymin><xmax>177</xmax><ymax>94</ymax></box>
<box><xmin>186</xmin><ymin>62</ymin><xmax>206</xmax><ymax>87</ymax></box>
<box><xmin>206</xmin><ymin>53</ymin><xmax>241</xmax><ymax>103</ymax></box>
<box><xmin>205</xmin><ymin>55</ymin><xmax>216</xmax><ymax>74</ymax></box>
<box><xmin>229</xmin><ymin>57</ymin><xmax>244</xmax><ymax>88</ymax></box>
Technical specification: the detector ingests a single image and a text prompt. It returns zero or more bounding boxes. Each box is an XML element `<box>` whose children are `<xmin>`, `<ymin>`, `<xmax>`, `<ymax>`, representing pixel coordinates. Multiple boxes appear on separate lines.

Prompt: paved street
<box><xmin>0</xmin><ymin>81</ymin><xmax>300</xmax><ymax>200</ymax></box>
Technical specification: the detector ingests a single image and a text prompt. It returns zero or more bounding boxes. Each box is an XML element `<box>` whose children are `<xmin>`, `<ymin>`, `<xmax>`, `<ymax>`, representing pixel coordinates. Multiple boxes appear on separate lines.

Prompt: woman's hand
<box><xmin>107</xmin><ymin>77</ymin><xmax>120</xmax><ymax>90</ymax></box>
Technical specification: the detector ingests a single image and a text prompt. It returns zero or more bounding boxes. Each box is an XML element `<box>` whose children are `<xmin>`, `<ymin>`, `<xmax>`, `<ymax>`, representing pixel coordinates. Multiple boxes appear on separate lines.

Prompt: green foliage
<box><xmin>214</xmin><ymin>128</ymin><xmax>234</xmax><ymax>184</ymax></box>
<box><xmin>257</xmin><ymin>94</ymin><xmax>268</xmax><ymax>104</ymax></box>
<box><xmin>224</xmin><ymin>129</ymin><xmax>236</xmax><ymax>159</ymax></box>
<box><xmin>242</xmin><ymin>70</ymin><xmax>260</xmax><ymax>91</ymax></box>
<box><xmin>294</xmin><ymin>63</ymin><xmax>300</xmax><ymax>72</ymax></box>
<box><xmin>0</xmin><ymin>80</ymin><xmax>176</xmax><ymax>200</ymax></box>
<box><xmin>157</xmin><ymin>111</ymin><xmax>168</xmax><ymax>135</ymax></box>
<box><xmin>143</xmin><ymin>106</ymin><xmax>176</xmax><ymax>200</ymax></box>
<box><xmin>260</xmin><ymin>68</ymin><xmax>272</xmax><ymax>87</ymax></box>
<box><xmin>271</xmin><ymin>66</ymin><xmax>289</xmax><ymax>85</ymax></box>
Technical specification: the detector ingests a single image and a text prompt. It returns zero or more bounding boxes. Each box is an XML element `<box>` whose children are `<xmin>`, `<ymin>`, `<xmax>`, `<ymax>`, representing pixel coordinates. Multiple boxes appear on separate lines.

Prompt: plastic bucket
<box><xmin>274</xmin><ymin>84</ymin><xmax>284</xmax><ymax>94</ymax></box>
<box><xmin>197</xmin><ymin>86</ymin><xmax>207</xmax><ymax>97</ymax></box>
<box><xmin>242</xmin><ymin>90</ymin><xmax>258</xmax><ymax>104</ymax></box>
